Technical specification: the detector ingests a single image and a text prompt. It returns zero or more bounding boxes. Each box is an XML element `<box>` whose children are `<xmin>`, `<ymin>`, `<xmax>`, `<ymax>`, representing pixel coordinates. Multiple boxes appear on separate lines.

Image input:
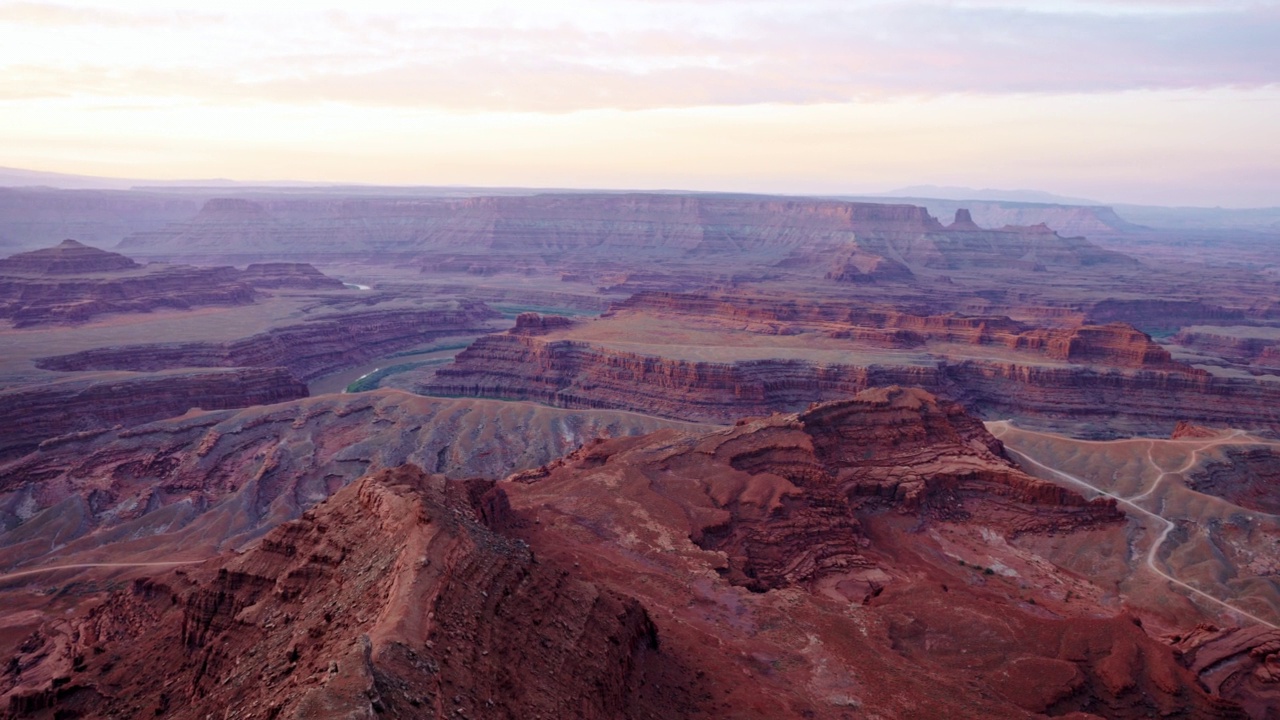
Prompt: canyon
<box><xmin>1</xmin><ymin>185</ymin><xmax>1279</xmax><ymax>718</ymax></box>
<box><xmin>5</xmin><ymin>389</ymin><xmax>1252</xmax><ymax>718</ymax></box>
<box><xmin>424</xmin><ymin>295</ymin><xmax>1280</xmax><ymax>436</ymax></box>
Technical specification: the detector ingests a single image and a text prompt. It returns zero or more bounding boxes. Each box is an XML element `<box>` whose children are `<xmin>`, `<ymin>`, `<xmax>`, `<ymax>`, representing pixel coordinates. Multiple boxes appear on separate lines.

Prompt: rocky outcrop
<box><xmin>0</xmin><ymin>392</ymin><xmax>706</xmax><ymax>568</ymax></box>
<box><xmin>500</xmin><ymin>389</ymin><xmax>1232</xmax><ymax>717</ymax></box>
<box><xmin>0</xmin><ymin>368</ymin><xmax>307</xmax><ymax>460</ymax></box>
<box><xmin>36</xmin><ymin>302</ymin><xmax>500</xmax><ymax>381</ymax></box>
<box><xmin>0</xmin><ymin>465</ymin><xmax>698</xmax><ymax>719</ymax></box>
<box><xmin>0</xmin><ymin>242</ymin><xmax>355</xmax><ymax>327</ymax></box>
<box><xmin>611</xmin><ymin>292</ymin><xmax>1185</xmax><ymax>369</ymax></box>
<box><xmin>1186</xmin><ymin>447</ymin><xmax>1280</xmax><ymax>514</ymax></box>
<box><xmin>947</xmin><ymin>208</ymin><xmax>983</xmax><ymax>231</ymax></box>
<box><xmin>0</xmin><ymin>263</ymin><xmax>257</xmax><ymax>327</ymax></box>
<box><xmin>426</xmin><ymin>333</ymin><xmax>940</xmax><ymax>423</ymax></box>
<box><xmin>0</xmin><ymin>391</ymin><xmax>1246</xmax><ymax>718</ymax></box>
<box><xmin>237</xmin><ymin>262</ymin><xmax>346</xmax><ymax>290</ymax></box>
<box><xmin>0</xmin><ymin>239</ymin><xmax>138</xmax><ymax>274</ymax></box>
<box><xmin>514</xmin><ymin>389</ymin><xmax>1119</xmax><ymax>595</ymax></box>
<box><xmin>824</xmin><ymin>246</ymin><xmax>914</xmax><ymax>283</ymax></box>
<box><xmin>1087</xmin><ymin>299</ymin><xmax>1248</xmax><ymax>332</ymax></box>
<box><xmin>508</xmin><ymin>311</ymin><xmax>575</xmax><ymax>335</ymax></box>
<box><xmin>1169</xmin><ymin>624</ymin><xmax>1280</xmax><ymax>719</ymax></box>
<box><xmin>426</xmin><ymin>331</ymin><xmax>1280</xmax><ymax>434</ymax></box>
<box><xmin>1171</xmin><ymin>420</ymin><xmax>1225</xmax><ymax>439</ymax></box>
<box><xmin>1173</xmin><ymin>330</ymin><xmax>1280</xmax><ymax>368</ymax></box>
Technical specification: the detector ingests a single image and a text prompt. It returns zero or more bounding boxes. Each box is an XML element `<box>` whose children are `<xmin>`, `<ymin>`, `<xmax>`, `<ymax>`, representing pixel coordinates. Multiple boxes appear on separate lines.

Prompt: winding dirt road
<box><xmin>990</xmin><ymin>422</ymin><xmax>1278</xmax><ymax>630</ymax></box>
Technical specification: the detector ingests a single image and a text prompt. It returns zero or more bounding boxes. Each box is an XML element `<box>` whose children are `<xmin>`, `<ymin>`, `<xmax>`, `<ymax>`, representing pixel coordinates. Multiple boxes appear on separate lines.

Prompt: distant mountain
<box><xmin>0</xmin><ymin>165</ymin><xmax>248</xmax><ymax>190</ymax></box>
<box><xmin>882</xmin><ymin>185</ymin><xmax>1104</xmax><ymax>206</ymax></box>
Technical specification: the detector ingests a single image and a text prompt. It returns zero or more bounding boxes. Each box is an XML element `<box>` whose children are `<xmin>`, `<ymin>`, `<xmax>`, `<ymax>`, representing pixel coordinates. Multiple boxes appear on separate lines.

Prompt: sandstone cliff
<box><xmin>116</xmin><ymin>193</ymin><xmax>1138</xmax><ymax>273</ymax></box>
<box><xmin>0</xmin><ymin>241</ymin><xmax>351</xmax><ymax>327</ymax></box>
<box><xmin>0</xmin><ymin>239</ymin><xmax>138</xmax><ymax>274</ymax></box>
<box><xmin>1</xmin><ymin>466</ymin><xmax>697</xmax><ymax>719</ymax></box>
<box><xmin>2</xmin><ymin>391</ymin><xmax>1240</xmax><ymax>718</ymax></box>
<box><xmin>425</xmin><ymin>331</ymin><xmax>1280</xmax><ymax>435</ymax></box>
<box><xmin>497</xmin><ymin>388</ymin><xmax>1235</xmax><ymax>717</ymax></box>
<box><xmin>0</xmin><ymin>368</ymin><xmax>307</xmax><ymax>460</ymax></box>
<box><xmin>37</xmin><ymin>302</ymin><xmax>501</xmax><ymax>381</ymax></box>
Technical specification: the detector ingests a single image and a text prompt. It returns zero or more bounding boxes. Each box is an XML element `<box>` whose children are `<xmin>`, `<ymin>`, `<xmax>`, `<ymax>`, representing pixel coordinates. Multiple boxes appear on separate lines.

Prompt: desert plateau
<box><xmin>1</xmin><ymin>2</ymin><xmax>1279</xmax><ymax>718</ymax></box>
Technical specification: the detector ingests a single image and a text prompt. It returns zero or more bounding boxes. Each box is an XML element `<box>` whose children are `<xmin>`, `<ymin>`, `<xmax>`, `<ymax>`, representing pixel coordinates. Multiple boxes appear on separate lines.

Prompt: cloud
<box><xmin>0</xmin><ymin>1</ymin><xmax>1276</xmax><ymax>111</ymax></box>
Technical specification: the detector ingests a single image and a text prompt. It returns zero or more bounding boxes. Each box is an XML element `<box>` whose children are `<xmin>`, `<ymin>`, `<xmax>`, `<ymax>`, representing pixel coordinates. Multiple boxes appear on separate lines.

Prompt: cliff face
<box><xmin>0</xmin><ymin>241</ymin><xmax>351</xmax><ymax>327</ymax></box>
<box><xmin>0</xmin><ymin>392</ymin><xmax>1246</xmax><ymax>717</ymax></box>
<box><xmin>37</xmin><ymin>302</ymin><xmax>501</xmax><ymax>381</ymax></box>
<box><xmin>611</xmin><ymin>292</ymin><xmax>1185</xmax><ymax>369</ymax></box>
<box><xmin>0</xmin><ymin>188</ymin><xmax>200</xmax><ymax>252</ymax></box>
<box><xmin>1</xmin><ymin>466</ymin><xmax>697</xmax><ymax>719</ymax></box>
<box><xmin>0</xmin><ymin>265</ymin><xmax>257</xmax><ymax>327</ymax></box>
<box><xmin>498</xmin><ymin>389</ymin><xmax>1230</xmax><ymax>717</ymax></box>
<box><xmin>426</xmin><ymin>334</ymin><xmax>940</xmax><ymax>422</ymax></box>
<box><xmin>0</xmin><ymin>368</ymin><xmax>308</xmax><ymax>460</ymax></box>
<box><xmin>116</xmin><ymin>193</ymin><xmax>1137</xmax><ymax>272</ymax></box>
<box><xmin>425</xmin><ymin>331</ymin><xmax>1280</xmax><ymax>434</ymax></box>
<box><xmin>1173</xmin><ymin>330</ymin><xmax>1280</xmax><ymax>368</ymax></box>
<box><xmin>0</xmin><ymin>239</ymin><xmax>138</xmax><ymax>274</ymax></box>
<box><xmin>237</xmin><ymin>262</ymin><xmax>347</xmax><ymax>290</ymax></box>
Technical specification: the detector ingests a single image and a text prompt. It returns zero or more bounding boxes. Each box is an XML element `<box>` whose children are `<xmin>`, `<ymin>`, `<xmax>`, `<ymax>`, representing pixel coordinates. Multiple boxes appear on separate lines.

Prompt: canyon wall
<box><xmin>0</xmin><ymin>368</ymin><xmax>307</xmax><ymax>460</ymax></box>
<box><xmin>37</xmin><ymin>302</ymin><xmax>501</xmax><ymax>381</ymax></box>
<box><xmin>426</xmin><ymin>332</ymin><xmax>1280</xmax><ymax>435</ymax></box>
<box><xmin>116</xmin><ymin>193</ymin><xmax>1137</xmax><ymax>272</ymax></box>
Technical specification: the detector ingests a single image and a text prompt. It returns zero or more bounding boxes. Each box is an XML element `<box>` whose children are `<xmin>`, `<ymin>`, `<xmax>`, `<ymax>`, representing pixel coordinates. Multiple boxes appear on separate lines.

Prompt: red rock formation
<box><xmin>0</xmin><ymin>240</ymin><xmax>266</xmax><ymax>327</ymax></box>
<box><xmin>499</xmin><ymin>389</ymin><xmax>1233</xmax><ymax>717</ymax></box>
<box><xmin>0</xmin><ymin>466</ymin><xmax>700</xmax><ymax>719</ymax></box>
<box><xmin>0</xmin><ymin>239</ymin><xmax>138</xmax><ymax>274</ymax></box>
<box><xmin>1169</xmin><ymin>624</ymin><xmax>1280</xmax><ymax>718</ymax></box>
<box><xmin>1185</xmin><ymin>447</ymin><xmax>1280</xmax><ymax>514</ymax></box>
<box><xmin>1088</xmin><ymin>299</ymin><xmax>1247</xmax><ymax>332</ymax></box>
<box><xmin>1171</xmin><ymin>420</ymin><xmax>1224</xmax><ymax>439</ymax></box>
<box><xmin>426</xmin><ymin>333</ymin><xmax>940</xmax><ymax>423</ymax></box>
<box><xmin>508</xmin><ymin>311</ymin><xmax>575</xmax><ymax>335</ymax></box>
<box><xmin>426</xmin><ymin>329</ymin><xmax>1280</xmax><ymax>435</ymax></box>
<box><xmin>611</xmin><ymin>292</ymin><xmax>1185</xmax><ymax>369</ymax></box>
<box><xmin>824</xmin><ymin>246</ymin><xmax>914</xmax><ymax>283</ymax></box>
<box><xmin>237</xmin><ymin>262</ymin><xmax>346</xmax><ymax>290</ymax></box>
<box><xmin>1173</xmin><ymin>330</ymin><xmax>1280</xmax><ymax>368</ymax></box>
<box><xmin>947</xmin><ymin>208</ymin><xmax>984</xmax><ymax>231</ymax></box>
<box><xmin>36</xmin><ymin>302</ymin><xmax>501</xmax><ymax>381</ymax></box>
<box><xmin>0</xmin><ymin>368</ymin><xmax>307</xmax><ymax>460</ymax></box>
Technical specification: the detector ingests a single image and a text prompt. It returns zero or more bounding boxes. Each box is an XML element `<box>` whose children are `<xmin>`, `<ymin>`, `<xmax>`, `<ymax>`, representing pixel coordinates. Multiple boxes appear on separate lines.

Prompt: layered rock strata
<box><xmin>0</xmin><ymin>368</ymin><xmax>307</xmax><ymax>460</ymax></box>
<box><xmin>118</xmin><ymin>194</ymin><xmax>1138</xmax><ymax>272</ymax></box>
<box><xmin>498</xmin><ymin>388</ymin><xmax>1235</xmax><ymax>717</ymax></box>
<box><xmin>3</xmin><ymin>390</ymin><xmax>1240</xmax><ymax>718</ymax></box>
<box><xmin>611</xmin><ymin>292</ymin><xmax>1186</xmax><ymax>369</ymax></box>
<box><xmin>0</xmin><ymin>239</ymin><xmax>138</xmax><ymax>274</ymax></box>
<box><xmin>37</xmin><ymin>302</ymin><xmax>501</xmax><ymax>381</ymax></box>
<box><xmin>236</xmin><ymin>262</ymin><xmax>347</xmax><ymax>290</ymax></box>
<box><xmin>426</xmin><ymin>332</ymin><xmax>1280</xmax><ymax>434</ymax></box>
<box><xmin>0</xmin><ymin>241</ymin><xmax>349</xmax><ymax>327</ymax></box>
<box><xmin>1</xmin><ymin>466</ymin><xmax>696</xmax><ymax>718</ymax></box>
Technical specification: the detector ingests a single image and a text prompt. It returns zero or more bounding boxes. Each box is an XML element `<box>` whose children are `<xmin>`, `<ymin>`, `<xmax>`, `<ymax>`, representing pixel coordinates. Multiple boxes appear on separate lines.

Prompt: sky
<box><xmin>0</xmin><ymin>0</ymin><xmax>1277</xmax><ymax>207</ymax></box>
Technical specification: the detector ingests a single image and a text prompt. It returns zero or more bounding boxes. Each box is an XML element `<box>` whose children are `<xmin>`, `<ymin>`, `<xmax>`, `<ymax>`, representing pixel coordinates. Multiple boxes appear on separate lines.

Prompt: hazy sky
<box><xmin>1</xmin><ymin>0</ymin><xmax>1277</xmax><ymax>206</ymax></box>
